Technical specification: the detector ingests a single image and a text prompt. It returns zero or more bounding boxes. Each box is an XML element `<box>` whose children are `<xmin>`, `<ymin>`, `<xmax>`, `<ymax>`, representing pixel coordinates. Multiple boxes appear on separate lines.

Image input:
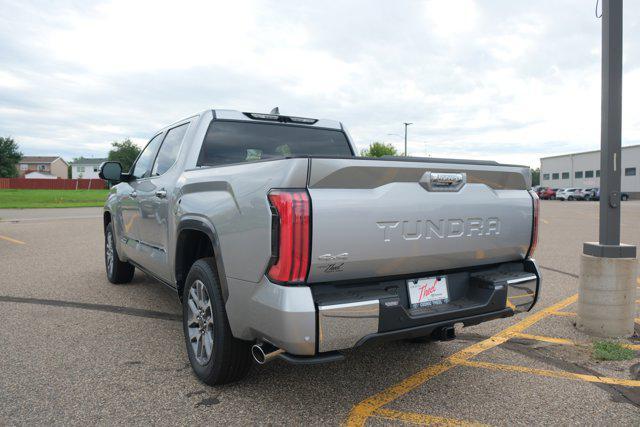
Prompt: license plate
<box><xmin>407</xmin><ymin>275</ymin><xmax>449</xmax><ymax>308</ymax></box>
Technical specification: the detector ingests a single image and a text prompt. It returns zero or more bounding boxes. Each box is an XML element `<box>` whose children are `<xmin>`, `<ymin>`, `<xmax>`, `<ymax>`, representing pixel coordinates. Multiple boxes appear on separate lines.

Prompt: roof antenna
<box><xmin>270</xmin><ymin>107</ymin><xmax>280</xmax><ymax>115</ymax></box>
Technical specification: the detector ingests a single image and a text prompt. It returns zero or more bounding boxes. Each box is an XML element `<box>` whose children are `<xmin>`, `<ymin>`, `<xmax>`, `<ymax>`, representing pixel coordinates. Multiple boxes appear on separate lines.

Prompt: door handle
<box><xmin>130</xmin><ymin>191</ymin><xmax>137</xmax><ymax>198</ymax></box>
<box><xmin>155</xmin><ymin>189</ymin><xmax>167</xmax><ymax>199</ymax></box>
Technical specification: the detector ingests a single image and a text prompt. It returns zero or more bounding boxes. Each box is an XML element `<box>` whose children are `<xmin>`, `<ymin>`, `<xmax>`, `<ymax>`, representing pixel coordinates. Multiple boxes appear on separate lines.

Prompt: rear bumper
<box><xmin>226</xmin><ymin>259</ymin><xmax>541</xmax><ymax>357</ymax></box>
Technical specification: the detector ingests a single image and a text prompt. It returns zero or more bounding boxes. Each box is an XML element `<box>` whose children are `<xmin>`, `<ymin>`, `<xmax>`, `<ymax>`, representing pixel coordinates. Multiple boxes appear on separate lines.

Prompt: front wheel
<box><xmin>182</xmin><ymin>258</ymin><xmax>253</xmax><ymax>385</ymax></box>
<box><xmin>568</xmin><ymin>196</ymin><xmax>574</xmax><ymax>201</ymax></box>
<box><xmin>105</xmin><ymin>222</ymin><xmax>135</xmax><ymax>284</ymax></box>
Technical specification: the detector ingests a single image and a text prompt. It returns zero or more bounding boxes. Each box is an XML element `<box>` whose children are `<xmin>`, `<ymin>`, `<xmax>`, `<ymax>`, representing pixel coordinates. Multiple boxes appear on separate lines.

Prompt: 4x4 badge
<box><xmin>318</xmin><ymin>253</ymin><xmax>349</xmax><ymax>261</ymax></box>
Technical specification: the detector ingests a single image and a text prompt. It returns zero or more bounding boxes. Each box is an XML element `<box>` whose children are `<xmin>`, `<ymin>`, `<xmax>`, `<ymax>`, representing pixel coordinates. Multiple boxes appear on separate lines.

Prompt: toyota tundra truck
<box><xmin>99</xmin><ymin>109</ymin><xmax>540</xmax><ymax>385</ymax></box>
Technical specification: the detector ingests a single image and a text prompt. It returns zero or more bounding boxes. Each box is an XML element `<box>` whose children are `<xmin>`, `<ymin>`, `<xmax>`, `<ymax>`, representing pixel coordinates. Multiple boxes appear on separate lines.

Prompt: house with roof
<box><xmin>71</xmin><ymin>157</ymin><xmax>108</xmax><ymax>179</ymax></box>
<box><xmin>17</xmin><ymin>156</ymin><xmax>68</xmax><ymax>179</ymax></box>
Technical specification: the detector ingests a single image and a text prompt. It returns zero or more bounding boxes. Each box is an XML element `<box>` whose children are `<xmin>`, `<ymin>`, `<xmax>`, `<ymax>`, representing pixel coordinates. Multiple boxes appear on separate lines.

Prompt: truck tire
<box><xmin>182</xmin><ymin>258</ymin><xmax>252</xmax><ymax>385</ymax></box>
<box><xmin>105</xmin><ymin>222</ymin><xmax>135</xmax><ymax>284</ymax></box>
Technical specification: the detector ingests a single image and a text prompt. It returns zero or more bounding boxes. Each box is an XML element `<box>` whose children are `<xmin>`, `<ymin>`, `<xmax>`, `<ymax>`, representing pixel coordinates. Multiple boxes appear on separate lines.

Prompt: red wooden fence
<box><xmin>0</xmin><ymin>178</ymin><xmax>107</xmax><ymax>190</ymax></box>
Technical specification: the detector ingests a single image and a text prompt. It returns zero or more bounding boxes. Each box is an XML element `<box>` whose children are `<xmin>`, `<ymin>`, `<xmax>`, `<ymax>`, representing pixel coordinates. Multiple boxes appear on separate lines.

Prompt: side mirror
<box><xmin>99</xmin><ymin>161</ymin><xmax>123</xmax><ymax>182</ymax></box>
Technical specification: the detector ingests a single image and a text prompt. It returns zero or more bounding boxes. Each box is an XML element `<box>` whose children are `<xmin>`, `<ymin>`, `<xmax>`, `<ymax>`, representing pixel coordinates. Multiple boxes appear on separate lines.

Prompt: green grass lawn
<box><xmin>0</xmin><ymin>189</ymin><xmax>110</xmax><ymax>208</ymax></box>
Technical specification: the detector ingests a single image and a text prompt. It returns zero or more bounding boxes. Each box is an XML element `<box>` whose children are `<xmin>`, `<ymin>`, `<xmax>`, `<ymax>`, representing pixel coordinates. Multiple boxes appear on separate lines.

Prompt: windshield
<box><xmin>197</xmin><ymin>120</ymin><xmax>353</xmax><ymax>167</ymax></box>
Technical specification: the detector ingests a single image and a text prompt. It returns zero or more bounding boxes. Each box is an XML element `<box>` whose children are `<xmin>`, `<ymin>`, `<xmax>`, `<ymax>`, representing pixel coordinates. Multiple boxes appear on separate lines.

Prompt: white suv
<box><xmin>556</xmin><ymin>188</ymin><xmax>580</xmax><ymax>201</ymax></box>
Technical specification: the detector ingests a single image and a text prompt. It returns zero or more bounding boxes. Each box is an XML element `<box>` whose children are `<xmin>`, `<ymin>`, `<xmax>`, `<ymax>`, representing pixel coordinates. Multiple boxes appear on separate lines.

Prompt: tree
<box><xmin>531</xmin><ymin>167</ymin><xmax>540</xmax><ymax>186</ymax></box>
<box><xmin>360</xmin><ymin>141</ymin><xmax>398</xmax><ymax>157</ymax></box>
<box><xmin>108</xmin><ymin>139</ymin><xmax>140</xmax><ymax>173</ymax></box>
<box><xmin>0</xmin><ymin>137</ymin><xmax>22</xmax><ymax>178</ymax></box>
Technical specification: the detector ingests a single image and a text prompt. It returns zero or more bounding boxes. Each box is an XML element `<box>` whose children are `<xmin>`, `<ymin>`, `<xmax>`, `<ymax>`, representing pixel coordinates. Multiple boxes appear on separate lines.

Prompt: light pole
<box><xmin>578</xmin><ymin>0</ymin><xmax>637</xmax><ymax>338</ymax></box>
<box><xmin>403</xmin><ymin>122</ymin><xmax>412</xmax><ymax>156</ymax></box>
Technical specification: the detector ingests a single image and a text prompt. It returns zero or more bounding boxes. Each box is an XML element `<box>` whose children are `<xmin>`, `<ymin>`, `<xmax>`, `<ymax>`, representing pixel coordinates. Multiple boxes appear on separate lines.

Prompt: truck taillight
<box><xmin>267</xmin><ymin>189</ymin><xmax>310</xmax><ymax>284</ymax></box>
<box><xmin>527</xmin><ymin>190</ymin><xmax>539</xmax><ymax>257</ymax></box>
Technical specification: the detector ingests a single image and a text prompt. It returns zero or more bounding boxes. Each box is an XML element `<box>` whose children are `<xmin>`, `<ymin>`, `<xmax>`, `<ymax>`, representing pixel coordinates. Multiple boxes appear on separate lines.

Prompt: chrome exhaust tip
<box><xmin>251</xmin><ymin>343</ymin><xmax>285</xmax><ymax>364</ymax></box>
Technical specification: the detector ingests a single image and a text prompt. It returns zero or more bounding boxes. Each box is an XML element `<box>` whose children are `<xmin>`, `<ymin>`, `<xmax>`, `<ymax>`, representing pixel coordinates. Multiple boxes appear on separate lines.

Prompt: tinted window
<box><xmin>596</xmin><ymin>170</ymin><xmax>600</xmax><ymax>177</ymax></box>
<box><xmin>625</xmin><ymin>167</ymin><xmax>636</xmax><ymax>176</ymax></box>
<box><xmin>562</xmin><ymin>172</ymin><xmax>569</xmax><ymax>179</ymax></box>
<box><xmin>575</xmin><ymin>171</ymin><xmax>583</xmax><ymax>178</ymax></box>
<box><xmin>543</xmin><ymin>174</ymin><xmax>549</xmax><ymax>180</ymax></box>
<box><xmin>552</xmin><ymin>173</ymin><xmax>559</xmax><ymax>180</ymax></box>
<box><xmin>152</xmin><ymin>123</ymin><xmax>189</xmax><ymax>176</ymax></box>
<box><xmin>197</xmin><ymin>121</ymin><xmax>353</xmax><ymax>167</ymax></box>
<box><xmin>585</xmin><ymin>170</ymin><xmax>594</xmax><ymax>178</ymax></box>
<box><xmin>132</xmin><ymin>133</ymin><xmax>164</xmax><ymax>179</ymax></box>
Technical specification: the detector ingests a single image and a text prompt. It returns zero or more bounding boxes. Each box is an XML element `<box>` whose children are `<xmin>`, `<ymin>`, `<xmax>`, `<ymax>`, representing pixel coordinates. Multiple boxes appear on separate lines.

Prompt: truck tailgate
<box><xmin>307</xmin><ymin>158</ymin><xmax>533</xmax><ymax>283</ymax></box>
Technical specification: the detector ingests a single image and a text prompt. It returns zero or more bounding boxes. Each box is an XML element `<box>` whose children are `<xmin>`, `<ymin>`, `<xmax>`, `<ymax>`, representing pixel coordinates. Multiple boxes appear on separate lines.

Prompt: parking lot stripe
<box><xmin>512</xmin><ymin>332</ymin><xmax>640</xmax><ymax>351</ymax></box>
<box><xmin>345</xmin><ymin>294</ymin><xmax>578</xmax><ymax>426</ymax></box>
<box><xmin>371</xmin><ymin>408</ymin><xmax>487</xmax><ymax>426</ymax></box>
<box><xmin>549</xmin><ymin>310</ymin><xmax>576</xmax><ymax>317</ymax></box>
<box><xmin>512</xmin><ymin>332</ymin><xmax>576</xmax><ymax>346</ymax></box>
<box><xmin>550</xmin><ymin>311</ymin><xmax>640</xmax><ymax>324</ymax></box>
<box><xmin>0</xmin><ymin>235</ymin><xmax>25</xmax><ymax>245</ymax></box>
<box><xmin>458</xmin><ymin>360</ymin><xmax>640</xmax><ymax>387</ymax></box>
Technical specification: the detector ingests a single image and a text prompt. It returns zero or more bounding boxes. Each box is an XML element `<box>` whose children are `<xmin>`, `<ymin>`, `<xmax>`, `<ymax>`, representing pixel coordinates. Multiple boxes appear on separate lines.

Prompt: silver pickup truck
<box><xmin>99</xmin><ymin>109</ymin><xmax>540</xmax><ymax>385</ymax></box>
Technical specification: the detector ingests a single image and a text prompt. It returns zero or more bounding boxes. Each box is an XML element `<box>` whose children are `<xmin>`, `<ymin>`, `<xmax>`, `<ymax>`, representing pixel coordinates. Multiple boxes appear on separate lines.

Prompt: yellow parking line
<box><xmin>371</xmin><ymin>408</ymin><xmax>487</xmax><ymax>426</ymax></box>
<box><xmin>512</xmin><ymin>332</ymin><xmax>576</xmax><ymax>346</ymax></box>
<box><xmin>551</xmin><ymin>311</ymin><xmax>640</xmax><ymax>324</ymax></box>
<box><xmin>512</xmin><ymin>332</ymin><xmax>640</xmax><ymax>351</ymax></box>
<box><xmin>0</xmin><ymin>235</ymin><xmax>25</xmax><ymax>245</ymax></box>
<box><xmin>550</xmin><ymin>311</ymin><xmax>576</xmax><ymax>317</ymax></box>
<box><xmin>345</xmin><ymin>294</ymin><xmax>578</xmax><ymax>426</ymax></box>
<box><xmin>458</xmin><ymin>359</ymin><xmax>640</xmax><ymax>387</ymax></box>
<box><xmin>506</xmin><ymin>299</ymin><xmax>516</xmax><ymax>310</ymax></box>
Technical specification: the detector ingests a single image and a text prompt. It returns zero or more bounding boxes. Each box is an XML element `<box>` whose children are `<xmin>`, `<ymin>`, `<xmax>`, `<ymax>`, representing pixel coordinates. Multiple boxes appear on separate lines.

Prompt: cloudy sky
<box><xmin>1</xmin><ymin>0</ymin><xmax>640</xmax><ymax>167</ymax></box>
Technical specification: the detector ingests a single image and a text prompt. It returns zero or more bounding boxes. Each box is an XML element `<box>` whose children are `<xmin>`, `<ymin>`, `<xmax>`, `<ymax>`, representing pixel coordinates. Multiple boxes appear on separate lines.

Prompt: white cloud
<box><xmin>423</xmin><ymin>0</ymin><xmax>479</xmax><ymax>38</ymax></box>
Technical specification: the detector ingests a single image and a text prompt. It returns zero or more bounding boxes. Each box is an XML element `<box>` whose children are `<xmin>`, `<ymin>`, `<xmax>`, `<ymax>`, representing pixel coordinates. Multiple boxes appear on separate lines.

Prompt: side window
<box><xmin>152</xmin><ymin>123</ymin><xmax>189</xmax><ymax>176</ymax></box>
<box><xmin>132</xmin><ymin>133</ymin><xmax>164</xmax><ymax>179</ymax></box>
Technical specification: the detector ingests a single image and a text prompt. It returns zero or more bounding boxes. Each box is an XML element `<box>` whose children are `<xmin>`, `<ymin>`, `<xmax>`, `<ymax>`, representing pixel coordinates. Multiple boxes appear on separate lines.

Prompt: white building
<box><xmin>540</xmin><ymin>144</ymin><xmax>640</xmax><ymax>198</ymax></box>
<box><xmin>71</xmin><ymin>157</ymin><xmax>107</xmax><ymax>179</ymax></box>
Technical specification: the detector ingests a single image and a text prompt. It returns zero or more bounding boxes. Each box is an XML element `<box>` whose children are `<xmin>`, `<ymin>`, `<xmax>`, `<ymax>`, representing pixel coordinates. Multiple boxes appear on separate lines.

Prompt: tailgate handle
<box><xmin>419</xmin><ymin>172</ymin><xmax>466</xmax><ymax>192</ymax></box>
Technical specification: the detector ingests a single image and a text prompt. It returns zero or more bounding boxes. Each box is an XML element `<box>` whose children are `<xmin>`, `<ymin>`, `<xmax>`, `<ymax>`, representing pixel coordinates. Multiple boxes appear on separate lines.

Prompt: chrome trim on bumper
<box><xmin>507</xmin><ymin>260</ymin><xmax>540</xmax><ymax>313</ymax></box>
<box><xmin>318</xmin><ymin>300</ymin><xmax>379</xmax><ymax>352</ymax></box>
<box><xmin>507</xmin><ymin>275</ymin><xmax>537</xmax><ymax>285</ymax></box>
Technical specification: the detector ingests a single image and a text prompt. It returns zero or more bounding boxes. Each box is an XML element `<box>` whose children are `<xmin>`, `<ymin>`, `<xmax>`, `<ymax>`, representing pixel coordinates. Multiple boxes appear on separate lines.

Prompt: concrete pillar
<box><xmin>577</xmin><ymin>253</ymin><xmax>638</xmax><ymax>337</ymax></box>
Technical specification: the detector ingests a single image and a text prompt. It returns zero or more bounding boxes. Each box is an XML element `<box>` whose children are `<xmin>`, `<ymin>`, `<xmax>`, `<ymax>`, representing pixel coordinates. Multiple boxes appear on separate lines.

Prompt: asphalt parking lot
<box><xmin>1</xmin><ymin>201</ymin><xmax>639</xmax><ymax>425</ymax></box>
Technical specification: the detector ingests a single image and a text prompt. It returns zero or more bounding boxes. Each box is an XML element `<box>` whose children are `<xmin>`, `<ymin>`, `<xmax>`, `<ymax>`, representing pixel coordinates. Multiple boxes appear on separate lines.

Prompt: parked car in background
<box><xmin>587</xmin><ymin>189</ymin><xmax>629</xmax><ymax>201</ymax></box>
<box><xmin>556</xmin><ymin>188</ymin><xmax>581</xmax><ymax>201</ymax></box>
<box><xmin>583</xmin><ymin>188</ymin><xmax>598</xmax><ymax>201</ymax></box>
<box><xmin>540</xmin><ymin>188</ymin><xmax>556</xmax><ymax>200</ymax></box>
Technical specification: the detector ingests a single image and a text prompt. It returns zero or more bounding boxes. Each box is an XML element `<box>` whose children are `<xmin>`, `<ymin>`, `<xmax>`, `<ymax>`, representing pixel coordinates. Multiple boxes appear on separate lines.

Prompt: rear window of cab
<box><xmin>197</xmin><ymin>121</ymin><xmax>353</xmax><ymax>167</ymax></box>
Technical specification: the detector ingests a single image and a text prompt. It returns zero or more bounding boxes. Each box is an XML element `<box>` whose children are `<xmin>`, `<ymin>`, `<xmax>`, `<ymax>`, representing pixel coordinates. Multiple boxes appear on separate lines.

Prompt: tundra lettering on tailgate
<box><xmin>376</xmin><ymin>218</ymin><xmax>500</xmax><ymax>242</ymax></box>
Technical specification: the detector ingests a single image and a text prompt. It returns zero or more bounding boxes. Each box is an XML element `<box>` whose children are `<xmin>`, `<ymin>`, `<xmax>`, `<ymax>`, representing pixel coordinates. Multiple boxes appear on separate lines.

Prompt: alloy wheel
<box><xmin>187</xmin><ymin>279</ymin><xmax>214</xmax><ymax>365</ymax></box>
<box><xmin>106</xmin><ymin>231</ymin><xmax>114</xmax><ymax>276</ymax></box>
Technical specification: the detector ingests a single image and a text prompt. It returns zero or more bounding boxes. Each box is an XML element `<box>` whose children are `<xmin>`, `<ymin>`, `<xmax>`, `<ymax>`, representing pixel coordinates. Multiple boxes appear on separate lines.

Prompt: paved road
<box><xmin>0</xmin><ymin>202</ymin><xmax>639</xmax><ymax>425</ymax></box>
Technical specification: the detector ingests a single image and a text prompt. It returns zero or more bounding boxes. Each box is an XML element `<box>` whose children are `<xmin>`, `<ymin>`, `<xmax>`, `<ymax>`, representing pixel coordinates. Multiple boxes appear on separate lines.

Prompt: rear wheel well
<box><xmin>175</xmin><ymin>229</ymin><xmax>215</xmax><ymax>299</ymax></box>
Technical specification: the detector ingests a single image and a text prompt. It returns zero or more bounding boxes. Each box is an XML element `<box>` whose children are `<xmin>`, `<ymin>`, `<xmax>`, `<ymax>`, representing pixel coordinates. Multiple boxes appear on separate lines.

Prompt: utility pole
<box><xmin>583</xmin><ymin>0</ymin><xmax>632</xmax><ymax>258</ymax></box>
<box><xmin>578</xmin><ymin>0</ymin><xmax>637</xmax><ymax>338</ymax></box>
<box><xmin>403</xmin><ymin>122</ymin><xmax>412</xmax><ymax>156</ymax></box>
